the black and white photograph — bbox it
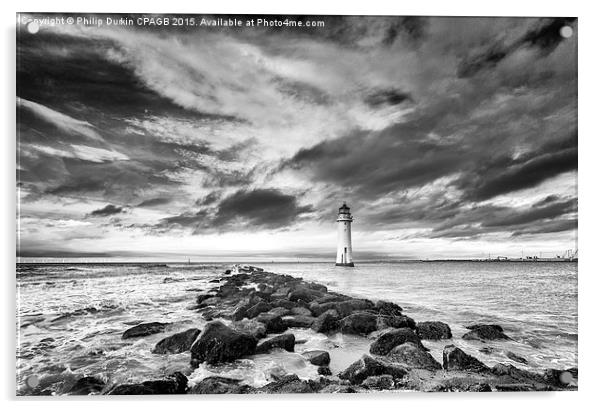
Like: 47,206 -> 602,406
15,12 -> 578,396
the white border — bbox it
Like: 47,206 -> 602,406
3,1 -> 600,408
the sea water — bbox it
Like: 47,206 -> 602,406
16,261 -> 577,395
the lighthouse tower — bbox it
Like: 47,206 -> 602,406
336,203 -> 354,267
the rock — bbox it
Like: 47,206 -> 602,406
375,300 -> 404,316
245,301 -> 271,319
190,321 -> 257,366
387,343 -> 442,370
260,374 -> 314,393
256,312 -> 287,333
376,314 -> 416,330
209,279 -> 220,283
339,312 -> 378,335
462,324 -> 510,341
319,384 -> 357,393
288,287 -> 323,303
479,347 -> 495,354
107,372 -> 188,395
190,377 -> 254,394
442,345 -> 489,372
255,333 -> 295,353
309,299 -> 374,318
543,368 -> 578,387
311,309 -> 340,333
282,315 -> 315,328
122,322 -> 169,339
339,354 -> 408,385
231,319 -> 267,340
224,269 -> 232,275
196,293 -> 213,304
318,366 -> 332,376
230,303 -> 249,321
495,383 -> 536,392
67,376 -> 106,395
269,287 -> 291,301
290,307 -> 312,316
271,299 -> 296,309
267,307 -> 290,317
506,351 -> 528,364
152,328 -> 200,354
415,321 -> 452,340
302,350 -> 330,366
369,328 -> 424,355
361,374 -> 395,390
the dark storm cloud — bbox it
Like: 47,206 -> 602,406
160,188 -> 313,232
481,197 -> 576,228
137,197 -> 172,207
457,17 -> 576,78
89,204 -> 124,217
511,218 -> 577,237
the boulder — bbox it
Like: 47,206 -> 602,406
267,307 -> 290,317
318,366 -> 332,376
369,328 -> 424,355
288,287 -> 323,303
122,322 -> 169,339
190,321 -> 257,366
271,299 -> 297,309
67,376 -> 106,395
260,374 -> 314,393
506,351 -> 528,364
543,368 -> 578,388
339,312 -> 378,335
152,328 -> 200,354
107,372 -> 188,395
442,345 -> 489,372
255,333 -> 295,353
375,300 -> 404,316
282,315 -> 315,328
269,287 -> 291,301
290,307 -> 312,316
302,350 -> 330,366
190,376 -> 254,394
387,343 -> 442,370
256,312 -> 287,333
361,374 -> 395,390
462,324 -> 510,341
415,321 -> 452,340
245,301 -> 271,319
311,309 -> 340,333
309,299 -> 374,318
231,319 -> 267,340
376,315 -> 416,330
339,355 -> 408,385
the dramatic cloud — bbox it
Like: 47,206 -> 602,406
16,14 -> 577,259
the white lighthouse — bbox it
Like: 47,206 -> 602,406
336,203 -> 354,267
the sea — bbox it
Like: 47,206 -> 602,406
16,261 -> 578,395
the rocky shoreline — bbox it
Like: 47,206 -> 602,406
64,266 -> 578,394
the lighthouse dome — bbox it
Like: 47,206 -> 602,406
338,203 -> 351,214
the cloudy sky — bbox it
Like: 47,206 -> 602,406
17,15 -> 577,261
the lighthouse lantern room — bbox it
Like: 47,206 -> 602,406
336,203 -> 354,267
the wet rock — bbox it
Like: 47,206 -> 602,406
311,309 -> 340,333
267,307 -> 290,317
190,376 -> 254,394
122,322 -> 169,339
67,376 -> 106,395
339,354 -> 408,385
282,315 -> 315,328
361,374 -> 395,390
319,384 -> 357,393
462,324 -> 510,341
152,328 -> 201,354
415,321 -> 452,340
302,350 -> 330,366
260,374 -> 314,393
495,383 -> 535,391
315,293 -> 351,304
269,287 -> 291,301
376,314 -> 416,330
224,269 -> 232,275
543,368 -> 578,388
387,343 -> 442,370
255,333 -> 295,353
107,372 -> 188,395
256,312 -> 287,333
340,312 -> 378,335
318,366 -> 332,376
375,300 -> 404,316
245,301 -> 271,319
369,328 -> 425,355
479,347 -> 495,355
290,306 -> 312,316
506,351 -> 528,364
190,321 -> 257,366
311,299 -> 375,318
288,287 -> 323,303
442,345 -> 489,372
231,319 -> 267,340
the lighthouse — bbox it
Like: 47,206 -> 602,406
336,203 -> 354,267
